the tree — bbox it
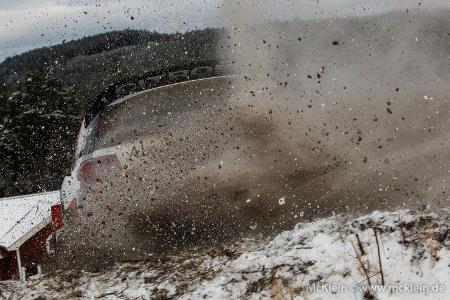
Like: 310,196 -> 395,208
0,69 -> 81,196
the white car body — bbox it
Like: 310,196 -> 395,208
60,75 -> 232,218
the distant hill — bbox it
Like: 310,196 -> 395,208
0,30 -> 206,80
0,28 -> 222,102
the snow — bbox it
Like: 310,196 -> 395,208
0,208 -> 448,299
0,191 -> 60,250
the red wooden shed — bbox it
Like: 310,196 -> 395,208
0,191 -> 63,281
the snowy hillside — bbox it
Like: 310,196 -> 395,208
1,208 -> 449,299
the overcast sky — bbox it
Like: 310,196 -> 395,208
0,0 -> 448,62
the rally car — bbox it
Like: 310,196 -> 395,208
61,61 -> 231,219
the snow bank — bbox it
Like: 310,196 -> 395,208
1,209 -> 448,299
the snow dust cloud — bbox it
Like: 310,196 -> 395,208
212,1 -> 450,229
59,1 -> 450,268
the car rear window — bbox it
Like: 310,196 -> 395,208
79,116 -> 98,157
92,77 -> 232,150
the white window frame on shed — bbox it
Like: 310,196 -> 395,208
45,233 -> 57,254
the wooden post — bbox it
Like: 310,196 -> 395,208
373,228 -> 385,286
16,248 -> 24,281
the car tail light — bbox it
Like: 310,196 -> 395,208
78,154 -> 121,184
67,198 -> 81,218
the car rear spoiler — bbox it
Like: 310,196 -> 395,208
85,60 -> 233,125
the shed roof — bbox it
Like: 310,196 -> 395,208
0,191 -> 60,251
